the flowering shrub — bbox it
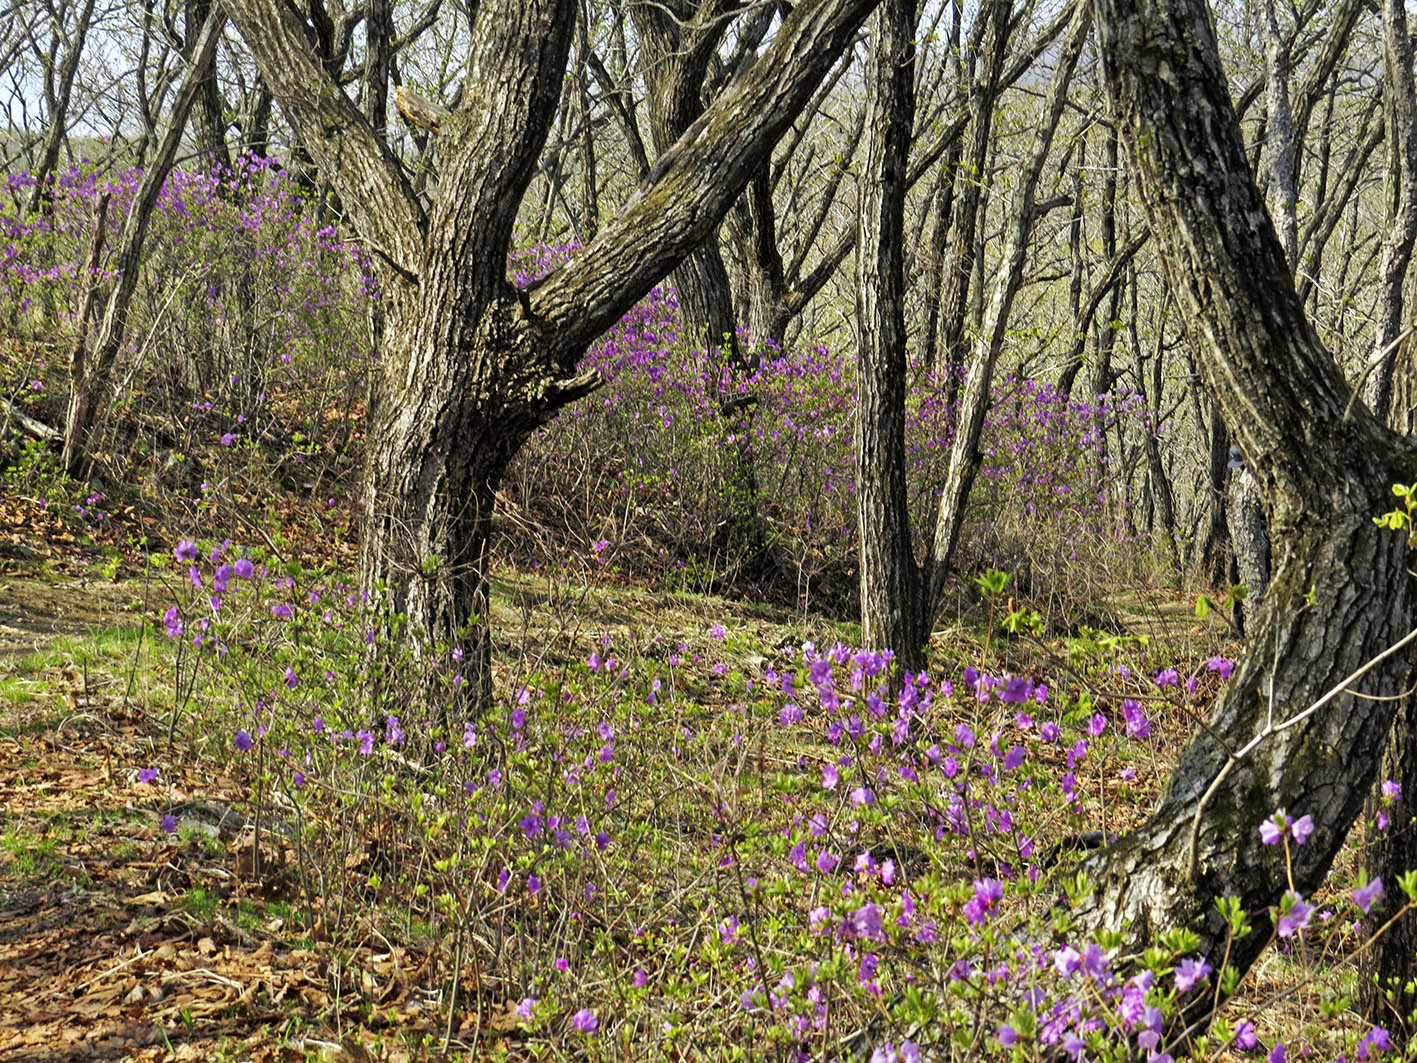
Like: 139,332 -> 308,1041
3,158 -> 375,535
138,538 -> 1411,1061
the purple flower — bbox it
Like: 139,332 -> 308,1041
822,762 -> 839,789
1277,890 -> 1313,937
234,729 -> 253,751
1261,809 -> 1311,846
1173,956 -> 1212,992
1207,655 -> 1236,678
174,540 -> 198,563
1268,1044 -> 1287,1063
572,1008 -> 598,1034
1353,878 -> 1386,914
163,607 -> 184,639
999,677 -> 1031,703
1053,945 -> 1083,976
1360,1026 -> 1392,1057
137,767 -> 159,784
1154,667 -> 1180,687
515,996 -> 536,1020
1382,780 -> 1402,805
632,968 -> 648,987
1122,699 -> 1151,739
233,558 -> 254,579
852,902 -> 885,941
1233,1021 -> 1258,1050
161,814 -> 177,834
284,667 -> 298,689
996,1024 -> 1018,1047
271,603 -> 293,619
1087,713 -> 1107,737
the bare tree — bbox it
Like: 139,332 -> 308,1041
220,0 -> 882,713
1071,0 -> 1417,1045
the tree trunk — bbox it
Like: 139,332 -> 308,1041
924,0 -> 1091,604
62,10 -> 226,479
1361,0 -> 1417,1039
1225,461 -> 1270,631
1075,0 -> 1417,1044
933,0 -> 1010,374
24,0 -> 98,217
226,0 -> 883,716
855,0 -> 925,672
1365,0 -> 1417,424
185,0 -> 230,169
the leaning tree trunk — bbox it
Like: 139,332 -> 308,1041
924,0 -> 1090,605
62,10 -> 225,479
1361,0 -> 1417,1038
1074,0 -> 1417,1045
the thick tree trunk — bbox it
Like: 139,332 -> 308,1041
1075,0 -> 1417,1043
227,0 -> 882,718
855,0 -> 925,672
1361,0 -> 1417,1038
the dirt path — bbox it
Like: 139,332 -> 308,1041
0,576 -> 421,1062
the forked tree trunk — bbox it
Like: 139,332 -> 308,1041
1075,0 -> 1417,1042
62,10 -> 225,478
226,0 -> 883,718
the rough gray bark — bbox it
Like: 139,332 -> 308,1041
1365,0 -> 1417,424
1225,458 -> 1269,631
855,0 -> 924,672
1074,0 -> 1417,1043
223,0 -> 883,713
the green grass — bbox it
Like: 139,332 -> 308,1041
178,887 -> 219,920
1,827 -> 61,879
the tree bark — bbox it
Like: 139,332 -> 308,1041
224,0 -> 883,714
855,0 -> 925,672
1074,0 -> 1417,1044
